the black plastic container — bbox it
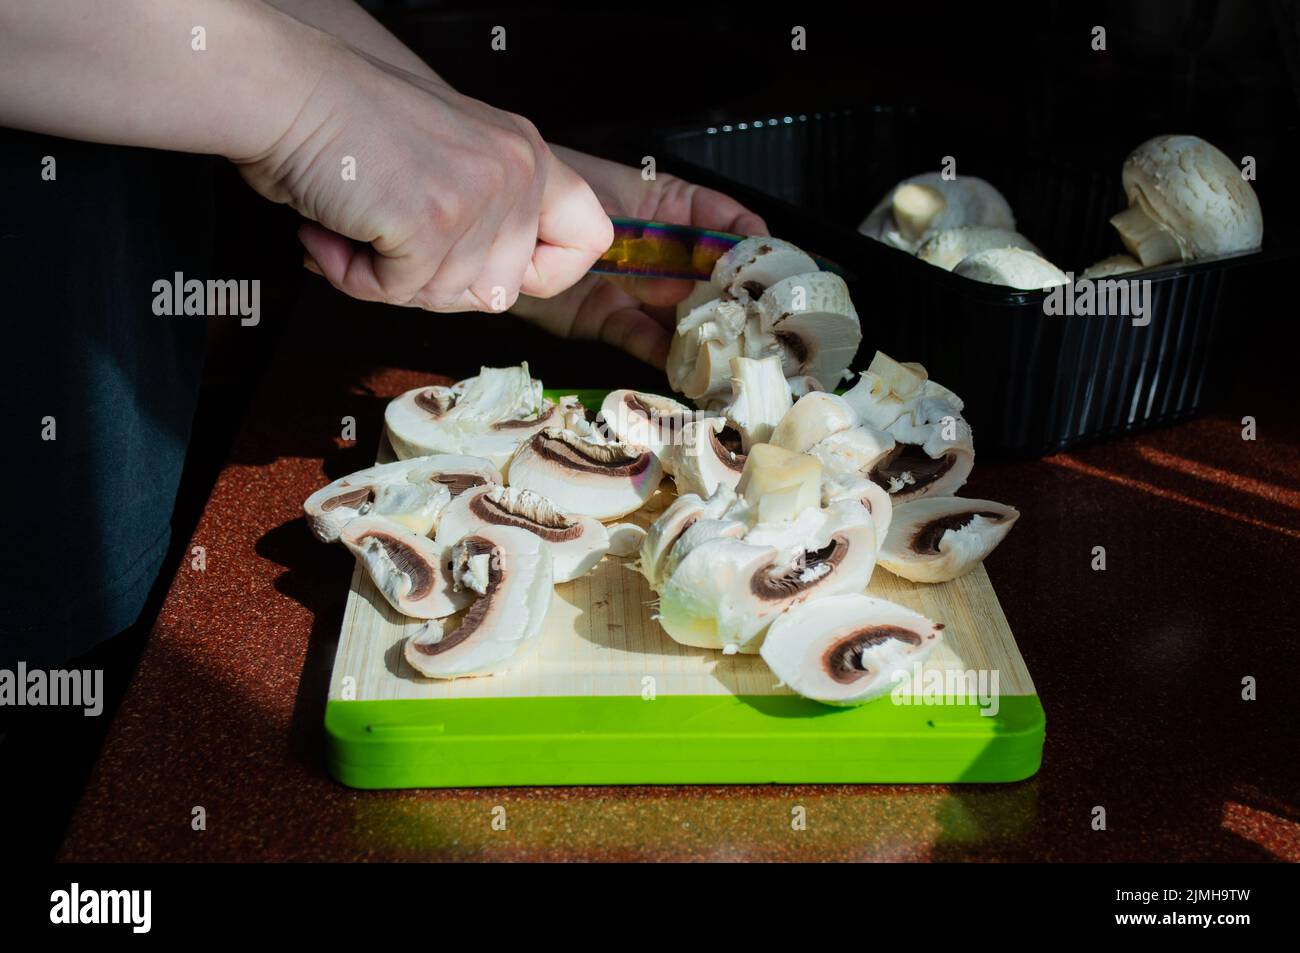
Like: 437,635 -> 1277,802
657,109 -> 1276,457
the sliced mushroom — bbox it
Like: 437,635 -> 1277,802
1110,134 -> 1262,267
636,485 -> 738,589
953,248 -> 1070,290
1081,254 -> 1143,279
403,525 -> 553,678
841,352 -> 963,432
385,364 -> 569,468
821,471 -> 893,545
657,501 -> 877,653
604,522 -> 646,558
734,443 -> 823,524
756,273 -> 862,390
303,454 -> 501,542
916,226 -> 1040,271
711,236 -> 819,302
878,496 -> 1019,583
871,403 -> 974,503
769,391 -> 859,455
598,389 -> 694,471
341,516 -> 472,619
434,484 -> 609,583
506,427 -> 663,521
668,321 -> 744,405
760,594 -> 943,705
806,425 -> 896,483
667,416 -> 745,498
860,173 -> 1016,253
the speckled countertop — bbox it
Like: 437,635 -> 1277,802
58,300 -> 1300,862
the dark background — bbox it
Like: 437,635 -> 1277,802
8,0 -> 1299,861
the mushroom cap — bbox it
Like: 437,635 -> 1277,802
636,484 -> 737,588
341,516 -> 471,619
756,272 -> 862,390
1080,254 -> 1143,279
303,454 -> 501,542
860,173 -> 1015,252
1121,134 -> 1263,260
953,248 -> 1070,290
821,473 -> 893,545
506,428 -> 664,521
434,484 -> 609,583
878,496 -> 1019,583
807,425 -> 896,481
403,525 -> 553,678
760,593 -> 943,705
770,391 -> 860,455
916,226 -> 1040,271
598,389 -> 694,466
712,236 -> 818,301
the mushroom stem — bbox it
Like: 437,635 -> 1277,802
892,184 -> 947,242
1109,203 -> 1182,267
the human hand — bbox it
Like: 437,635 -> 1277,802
236,47 -> 612,313
509,147 -> 769,368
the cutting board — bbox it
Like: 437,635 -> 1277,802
325,391 -> 1044,789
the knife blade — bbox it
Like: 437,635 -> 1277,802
591,216 -> 847,281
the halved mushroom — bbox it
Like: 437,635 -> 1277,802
821,472 -> 893,546
916,226 -> 1040,271
385,364 -> 573,468
760,594 -> 943,705
403,525 -> 553,678
666,416 -> 745,498
341,516 -> 471,619
303,454 -> 502,542
1109,134 -> 1263,267
860,173 -> 1016,253
769,391 -> 859,455
871,402 -> 974,503
756,273 -> 862,390
657,500 -> 878,653
878,496 -> 1019,583
953,248 -> 1070,290
711,236 -> 818,302
434,484 -> 609,583
506,427 -> 663,521
598,389 -> 694,470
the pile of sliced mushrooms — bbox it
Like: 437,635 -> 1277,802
304,236 -> 1021,705
860,134 -> 1263,287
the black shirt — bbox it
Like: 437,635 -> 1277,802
1,130 -> 214,668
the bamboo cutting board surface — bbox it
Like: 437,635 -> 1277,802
326,448 -> 1034,704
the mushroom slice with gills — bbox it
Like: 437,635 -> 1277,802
384,364 -> 564,468
1081,254 -> 1143,280
657,502 -> 877,653
822,472 -> 893,545
769,391 -> 860,455
1110,135 -> 1263,267
303,454 -> 501,542
806,424 -> 896,483
756,273 -> 862,390
637,485 -> 737,588
720,355 -> 793,451
916,226 -> 1040,271
840,351 -> 964,433
403,525 -> 553,678
760,594 -> 943,706
953,248 -> 1070,290
667,416 -> 746,499
506,427 -> 663,521
859,173 -> 1016,252
710,236 -> 818,303
434,484 -> 609,584
871,398 -> 974,503
340,516 -> 471,619
598,390 -> 694,470
879,496 -> 1019,583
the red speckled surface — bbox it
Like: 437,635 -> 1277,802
57,306 -> 1300,862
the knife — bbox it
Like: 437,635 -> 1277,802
591,216 -> 848,281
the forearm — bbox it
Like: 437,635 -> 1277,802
265,0 -> 446,85
0,0 -> 330,160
